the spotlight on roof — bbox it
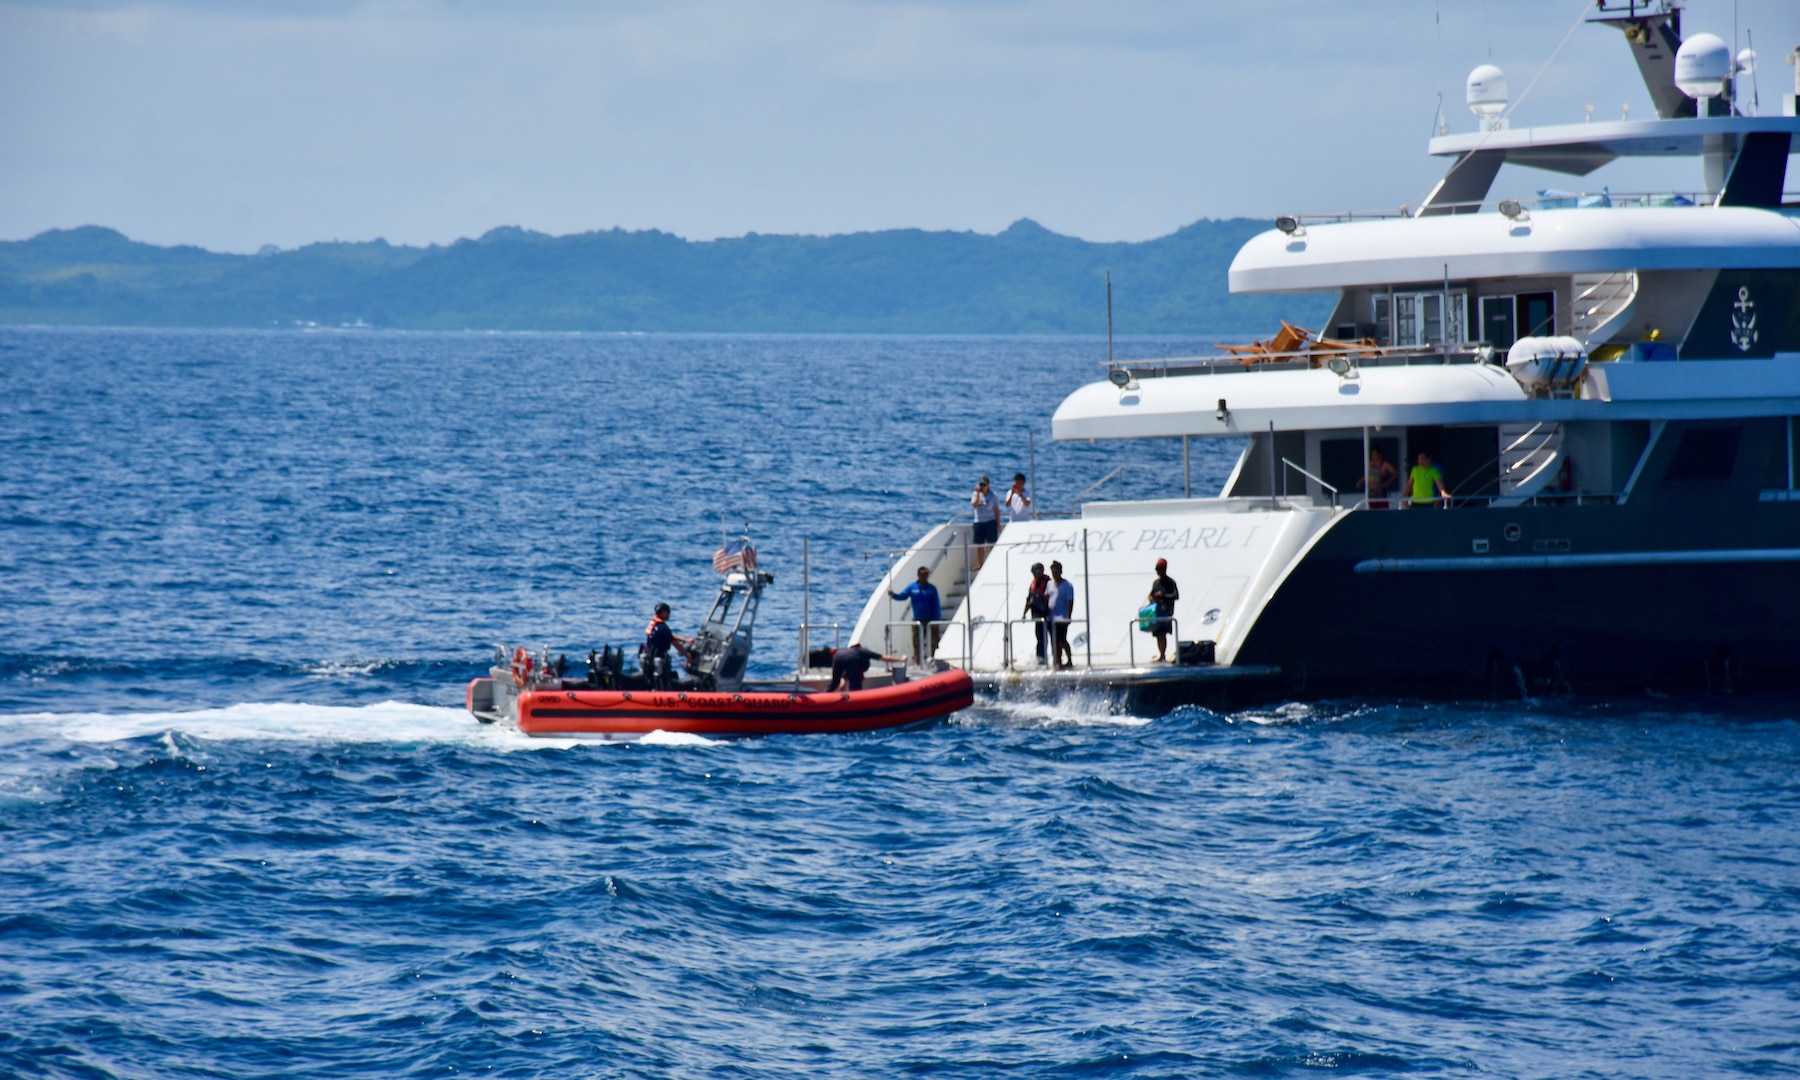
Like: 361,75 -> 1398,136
1108,368 -> 1132,388
1498,199 -> 1529,221
1275,215 -> 1302,235
1326,356 -> 1354,376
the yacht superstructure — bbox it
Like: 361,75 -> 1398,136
852,1 -> 1800,704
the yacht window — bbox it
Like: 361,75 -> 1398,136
1373,291 -> 1467,347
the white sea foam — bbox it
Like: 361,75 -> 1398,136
0,701 -> 584,751
979,693 -> 1153,729
0,701 -> 755,751
1225,701 -> 1317,726
638,730 -> 722,747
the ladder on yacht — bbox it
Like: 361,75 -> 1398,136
1570,271 -> 1637,345
1498,421 -> 1563,498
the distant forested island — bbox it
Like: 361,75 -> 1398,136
0,219 -> 1329,334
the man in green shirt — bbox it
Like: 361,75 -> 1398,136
1409,451 -> 1451,508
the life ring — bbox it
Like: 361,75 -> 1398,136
512,646 -> 534,686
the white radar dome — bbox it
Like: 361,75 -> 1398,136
1674,33 -> 1731,99
1466,64 -> 1508,115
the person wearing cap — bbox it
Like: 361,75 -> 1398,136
970,476 -> 1000,570
1021,561 -> 1052,666
1146,558 -> 1179,662
644,602 -> 693,661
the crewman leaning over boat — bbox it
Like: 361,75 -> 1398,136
828,643 -> 905,692
643,602 -> 693,687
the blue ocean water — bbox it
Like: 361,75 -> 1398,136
2,328 -> 1798,1078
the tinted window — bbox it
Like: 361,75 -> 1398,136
1662,426 -> 1742,483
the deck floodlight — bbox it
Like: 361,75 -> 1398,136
1108,367 -> 1132,388
1216,398 -> 1229,422
1275,215 -> 1301,235
1326,356 -> 1353,376
1498,199 -> 1529,221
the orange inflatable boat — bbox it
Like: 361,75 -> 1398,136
481,669 -> 975,740
465,546 -> 976,740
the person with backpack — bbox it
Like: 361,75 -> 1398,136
1145,558 -> 1179,663
1022,562 -> 1052,666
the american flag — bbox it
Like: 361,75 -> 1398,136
712,539 -> 756,573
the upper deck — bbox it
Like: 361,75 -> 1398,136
1228,202 -> 1800,294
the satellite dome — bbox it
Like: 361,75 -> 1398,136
1674,33 -> 1731,99
1466,64 -> 1508,116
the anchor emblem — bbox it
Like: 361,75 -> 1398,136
1729,285 -> 1758,352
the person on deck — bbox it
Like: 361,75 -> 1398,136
1146,558 -> 1179,663
828,643 -> 905,692
1357,448 -> 1399,509
1004,473 -> 1034,524
889,566 -> 942,665
1408,451 -> 1451,508
970,476 -> 1001,570
1022,562 -> 1051,666
1050,560 -> 1076,670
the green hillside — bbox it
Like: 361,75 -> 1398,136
0,219 -> 1332,334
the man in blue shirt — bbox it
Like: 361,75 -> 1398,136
889,566 -> 942,665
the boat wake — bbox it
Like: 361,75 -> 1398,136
0,700 -> 578,750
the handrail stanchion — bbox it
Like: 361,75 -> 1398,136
1282,458 -> 1340,507
1081,528 -> 1093,669
1362,426 -> 1371,510
1058,619 -> 1088,670
799,536 -> 810,677
1007,619 -> 1052,667
1128,616 -> 1179,667
962,524 -> 974,663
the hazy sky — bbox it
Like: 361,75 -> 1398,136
2,0 -> 1795,252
